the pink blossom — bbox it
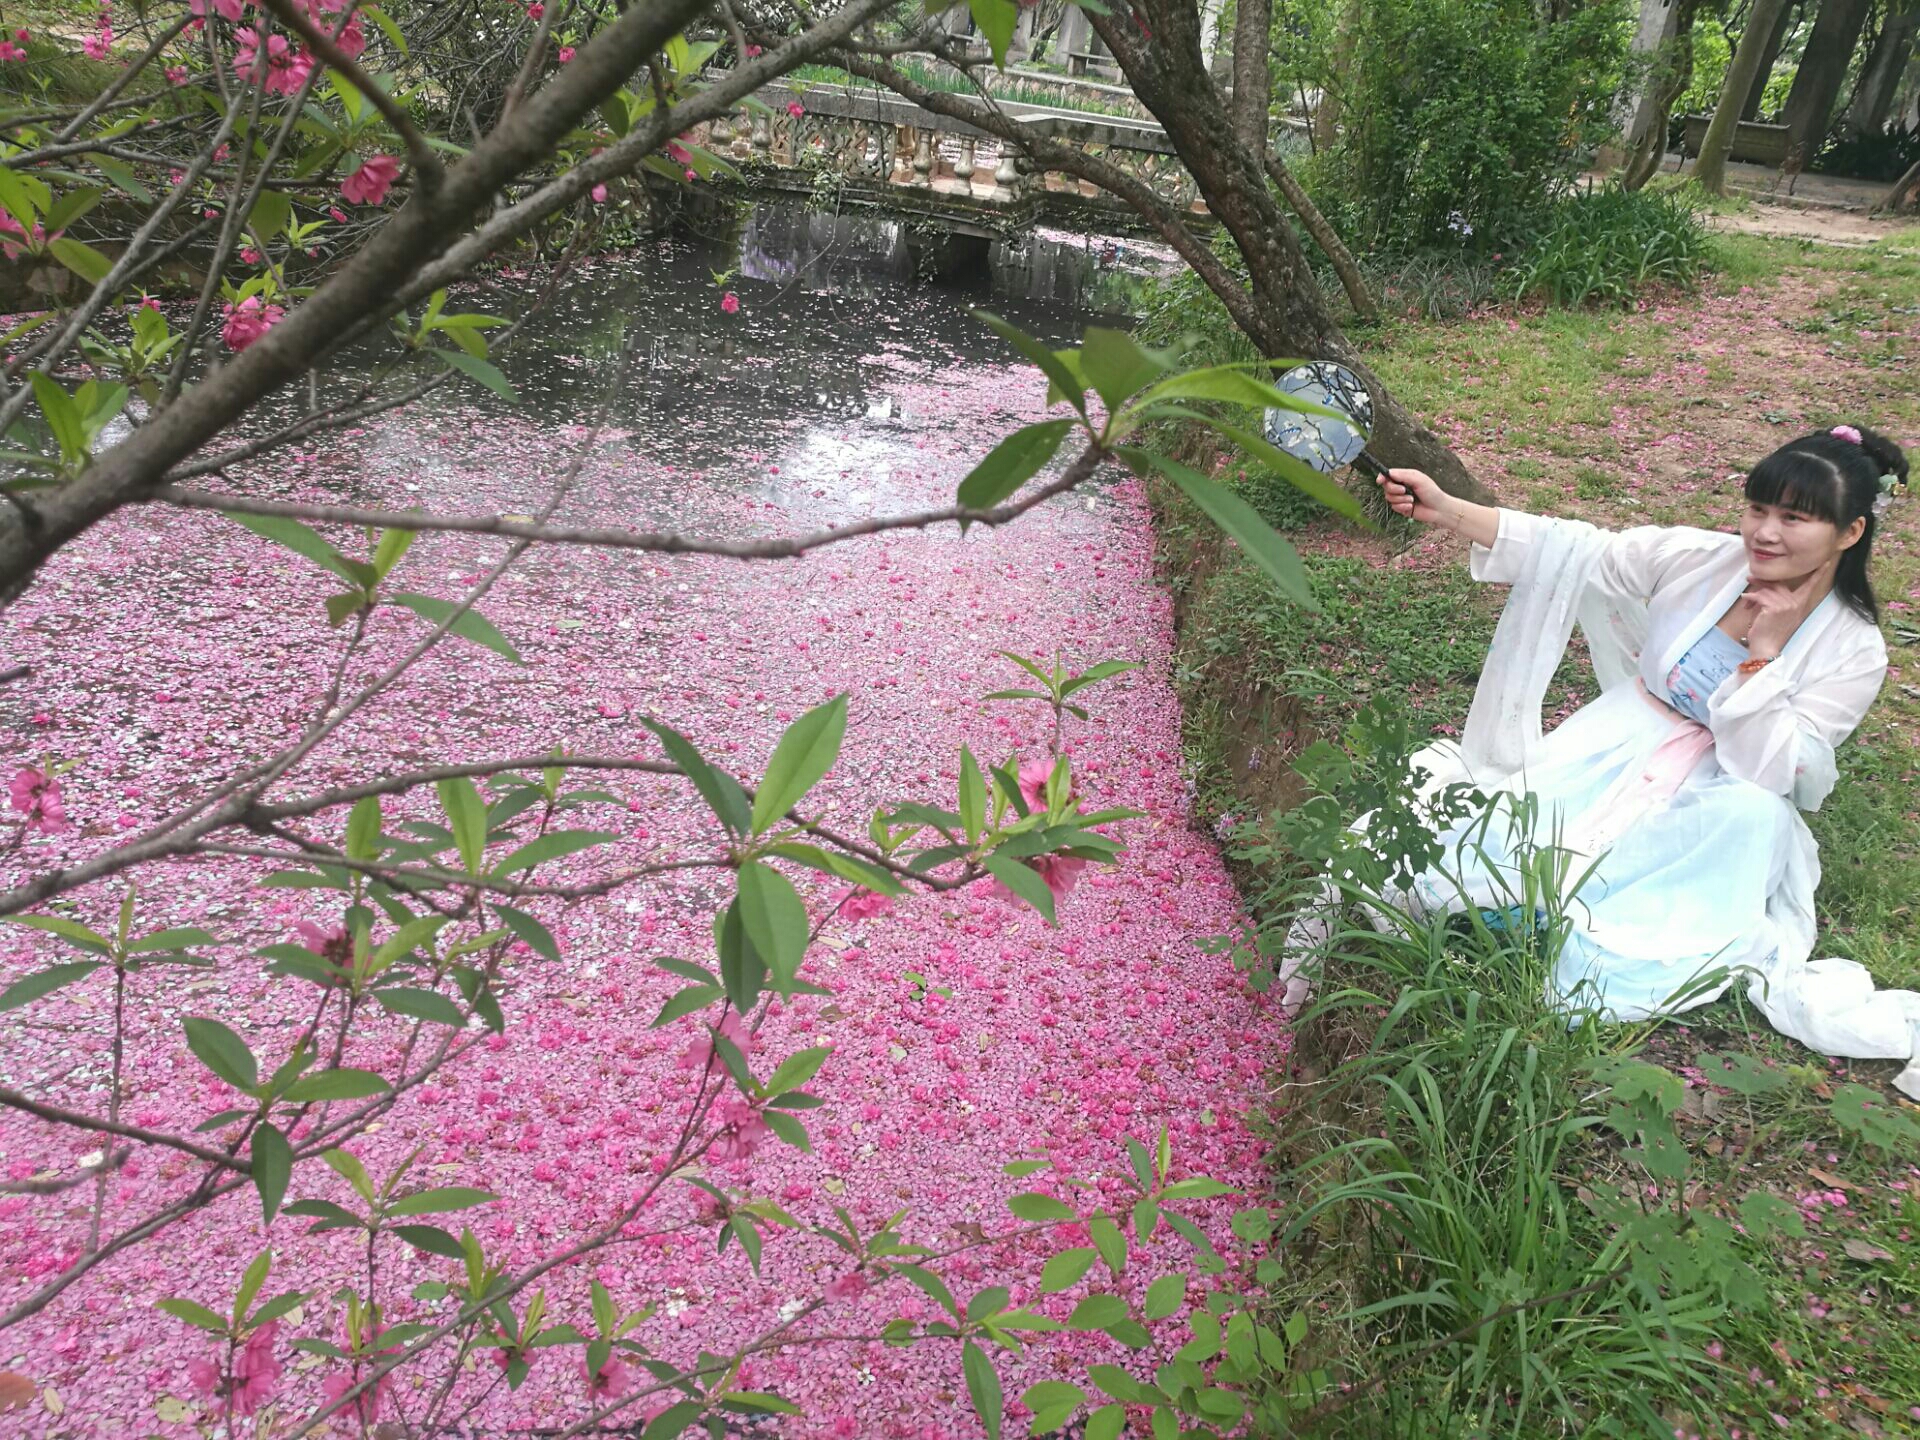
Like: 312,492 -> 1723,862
745,43 -> 762,57
9,767 -> 68,833
330,12 -> 365,59
584,1356 -> 632,1399
787,101 -> 804,118
165,64 -> 188,83
0,38 -> 24,60
837,886 -> 892,921
527,1 -> 544,17
219,295 -> 284,351
667,141 -> 692,166
139,294 -> 161,310
239,246 -> 261,265
720,291 -> 740,315
591,183 -> 608,204
1017,756 -> 1060,812
0,210 -> 50,261
341,153 -> 400,206
825,1271 -> 869,1302
190,0 -> 248,20
557,44 -> 574,62
328,205 -> 349,223
991,854 -> 1087,906
232,28 -> 310,95
292,919 -> 353,980
83,28 -> 114,60
229,1323 -> 283,1413
681,1012 -> 751,1070
710,1098 -> 769,1162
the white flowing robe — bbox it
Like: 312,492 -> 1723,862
1283,510 -> 1920,1098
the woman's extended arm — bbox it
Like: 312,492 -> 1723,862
1378,469 -> 1501,548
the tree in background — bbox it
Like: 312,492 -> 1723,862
1693,0 -> 1795,189
1779,0 -> 1875,157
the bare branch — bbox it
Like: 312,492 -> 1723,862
0,1087 -> 252,1173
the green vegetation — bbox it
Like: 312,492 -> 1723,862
1150,228 -> 1920,1436
785,59 -> 1141,118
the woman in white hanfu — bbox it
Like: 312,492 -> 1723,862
1302,424 -> 1919,1096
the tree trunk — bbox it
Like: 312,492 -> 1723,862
1739,0 -> 1800,119
1872,156 -> 1920,211
1694,0 -> 1794,193
1087,0 -> 1488,502
1847,7 -> 1918,132
1265,152 -> 1379,321
1624,0 -> 1701,189
1311,0 -> 1361,149
1781,0 -> 1875,158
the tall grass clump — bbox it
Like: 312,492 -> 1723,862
1501,186 -> 1710,307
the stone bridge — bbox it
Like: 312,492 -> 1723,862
697,81 -> 1288,237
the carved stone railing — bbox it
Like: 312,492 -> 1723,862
696,81 -> 1208,229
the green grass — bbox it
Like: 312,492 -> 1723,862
1146,224 -> 1920,1437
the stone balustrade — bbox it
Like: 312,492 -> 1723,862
697,81 -> 1210,230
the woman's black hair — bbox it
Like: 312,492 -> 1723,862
1743,424 -> 1908,623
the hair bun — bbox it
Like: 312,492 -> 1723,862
1854,425 -> 1910,486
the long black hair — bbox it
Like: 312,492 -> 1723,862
1743,424 -> 1908,624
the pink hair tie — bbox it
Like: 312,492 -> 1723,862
1830,424 -> 1863,445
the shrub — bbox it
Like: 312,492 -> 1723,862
1305,0 -> 1634,252
1501,185 -> 1708,307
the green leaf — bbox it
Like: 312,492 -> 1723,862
321,1148 -> 375,1203
49,236 -> 115,285
643,1400 -> 704,1439
184,1016 -> 259,1092
956,419 -> 1074,510
643,718 -> 751,836
760,1108 -> 811,1152
1737,1190 -> 1806,1241
387,1186 -> 496,1218
715,902 -> 765,1014
247,189 -> 291,246
370,527 -> 415,581
226,511 -> 367,586
1121,448 -> 1314,608
974,311 -> 1086,418
1167,406 -> 1368,523
393,1223 -> 466,1258
750,695 -> 848,834
653,983 -> 723,1028
388,592 -> 524,665
284,1198 -> 363,1229
344,796 -> 382,863
494,904 -> 560,961
127,926 -> 219,954
44,185 -> 104,234
27,372 -> 84,463
765,842 -> 906,897
1091,1215 -> 1126,1275
158,1297 -> 230,1334
736,861 -> 809,984
88,153 -> 152,203
359,7 -> 408,55
233,1251 -> 272,1325
1157,1177 -> 1237,1200
891,1262 -> 958,1316
435,347 -> 518,402
1068,1295 -> 1129,1329
491,829 -> 615,878
1079,326 -> 1171,411
0,960 -> 102,1011
1084,1404 -> 1126,1440
282,1068 -> 391,1102
967,0 -> 1017,66
982,852 -> 1056,926
1022,1381 -> 1087,1434
1142,1273 -> 1186,1320
4,914 -> 113,954
251,1123 -> 293,1224
962,1339 -> 1004,1440
1008,1193 -> 1078,1223
1040,1248 -> 1097,1293
957,747 -> 988,843
757,1047 -> 828,1100
435,776 -> 487,873
373,987 -> 467,1027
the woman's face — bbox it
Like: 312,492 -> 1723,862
1741,499 -> 1862,584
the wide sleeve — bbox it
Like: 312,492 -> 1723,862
1707,628 -> 1888,803
1470,512 -> 1724,595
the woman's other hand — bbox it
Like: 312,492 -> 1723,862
1380,468 -> 1455,527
